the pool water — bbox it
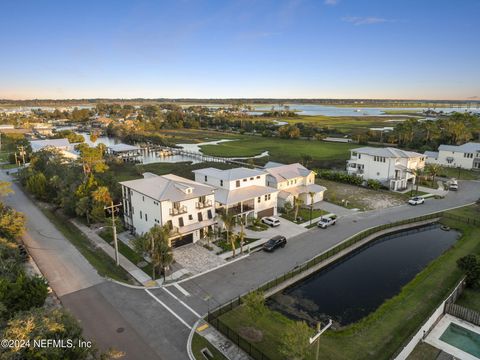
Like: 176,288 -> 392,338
440,322 -> 480,357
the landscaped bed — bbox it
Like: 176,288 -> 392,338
216,205 -> 480,360
281,207 -> 328,224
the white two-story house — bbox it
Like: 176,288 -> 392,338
263,162 -> 326,208
425,142 -> 480,170
193,167 -> 278,219
347,147 -> 426,191
120,173 -> 216,247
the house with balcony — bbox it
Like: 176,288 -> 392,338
193,167 -> 278,219
120,173 -> 216,247
425,142 -> 480,170
347,147 -> 426,191
29,138 -> 79,160
263,162 -> 326,208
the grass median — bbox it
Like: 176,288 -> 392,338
40,208 -> 133,283
218,205 -> 480,360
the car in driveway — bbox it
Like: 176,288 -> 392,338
262,216 -> 280,227
408,196 -> 425,205
448,178 -> 459,191
317,215 -> 337,229
262,235 -> 287,252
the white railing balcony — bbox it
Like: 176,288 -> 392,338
196,200 -> 213,209
169,205 -> 188,216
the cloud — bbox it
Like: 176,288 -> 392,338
342,16 -> 393,25
467,95 -> 479,99
324,0 -> 339,5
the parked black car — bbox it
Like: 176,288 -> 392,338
262,235 -> 287,252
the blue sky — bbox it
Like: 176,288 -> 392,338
1,0 -> 479,100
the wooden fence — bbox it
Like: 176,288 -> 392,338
445,303 -> 480,327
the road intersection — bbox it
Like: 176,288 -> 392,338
2,166 -> 479,360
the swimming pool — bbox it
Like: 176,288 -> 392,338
440,322 -> 480,357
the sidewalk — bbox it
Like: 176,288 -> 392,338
70,219 -> 152,286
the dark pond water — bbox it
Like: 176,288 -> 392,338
267,224 -> 459,326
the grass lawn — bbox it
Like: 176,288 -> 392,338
218,205 -> 480,360
283,115 -> 407,131
40,208 -> 133,283
99,229 -> 157,279
317,179 -> 408,211
215,237 -> 259,254
406,342 -> 441,360
162,128 -> 243,144
192,333 -> 228,360
438,166 -> 480,181
456,288 -> 480,313
281,207 -> 328,224
105,161 -> 237,183
199,136 -> 356,166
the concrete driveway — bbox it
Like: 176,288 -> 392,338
242,216 -> 307,240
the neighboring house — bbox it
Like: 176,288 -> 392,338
120,173 -> 216,247
263,162 -> 326,208
193,167 -> 278,219
347,147 -> 426,191
29,138 -> 79,160
425,142 -> 480,170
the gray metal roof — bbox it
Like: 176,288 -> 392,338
120,174 -> 214,202
214,185 -> 277,205
108,143 -> 141,153
193,167 -> 266,181
352,147 -> 424,158
264,163 -> 312,182
424,151 -> 439,158
438,142 -> 480,153
30,138 -> 71,152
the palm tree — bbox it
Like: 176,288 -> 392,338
408,168 -> 423,195
426,163 -> 441,188
238,216 -> 247,254
293,197 -> 304,223
220,211 -> 236,257
308,191 -> 316,226
133,225 -> 173,280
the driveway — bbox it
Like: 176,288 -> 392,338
243,217 -> 306,240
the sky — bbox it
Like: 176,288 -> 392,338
0,0 -> 479,100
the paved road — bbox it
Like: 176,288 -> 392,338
3,166 -> 479,360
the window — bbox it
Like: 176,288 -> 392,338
220,180 -> 223,186
243,178 -> 247,182
358,154 -> 361,159
173,202 -> 181,210
236,180 -> 240,187
258,196 -> 261,203
139,211 -> 143,219
264,194 -> 268,201
204,175 -> 208,182
256,176 -> 260,179
198,212 -> 203,222
207,210 -> 213,219
167,220 -> 173,230
155,219 -> 159,223
250,177 -> 254,180
142,196 -> 144,202
145,214 -> 148,222
189,214 -> 193,220
178,217 -> 184,227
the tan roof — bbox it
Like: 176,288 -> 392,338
120,174 -> 214,202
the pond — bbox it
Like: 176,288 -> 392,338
267,224 -> 460,326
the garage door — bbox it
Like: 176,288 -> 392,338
257,207 -> 274,218
171,233 -> 194,248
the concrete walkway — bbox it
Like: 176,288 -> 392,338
70,219 -> 152,285
196,321 -> 250,360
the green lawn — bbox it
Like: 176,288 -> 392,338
218,205 -> 480,360
406,342 -> 441,360
199,137 -> 356,166
157,128 -> 243,144
456,288 -> 480,313
280,207 -> 328,224
192,333 -> 228,360
215,236 -> 259,254
284,115 -> 407,131
438,166 -> 480,180
41,208 -> 134,283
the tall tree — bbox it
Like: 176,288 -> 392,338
280,321 -> 313,360
220,211 -> 236,257
133,225 -> 174,280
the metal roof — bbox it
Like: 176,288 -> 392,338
438,142 -> 480,153
264,163 -> 312,182
193,167 -> 266,181
352,147 -> 424,158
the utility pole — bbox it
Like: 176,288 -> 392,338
315,322 -> 321,360
104,201 -> 122,266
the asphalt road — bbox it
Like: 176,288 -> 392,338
3,166 -> 479,360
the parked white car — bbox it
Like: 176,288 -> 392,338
262,216 -> 280,227
408,196 -> 425,205
317,215 -> 337,229
448,178 -> 459,191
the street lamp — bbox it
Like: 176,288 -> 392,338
309,319 -> 333,360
